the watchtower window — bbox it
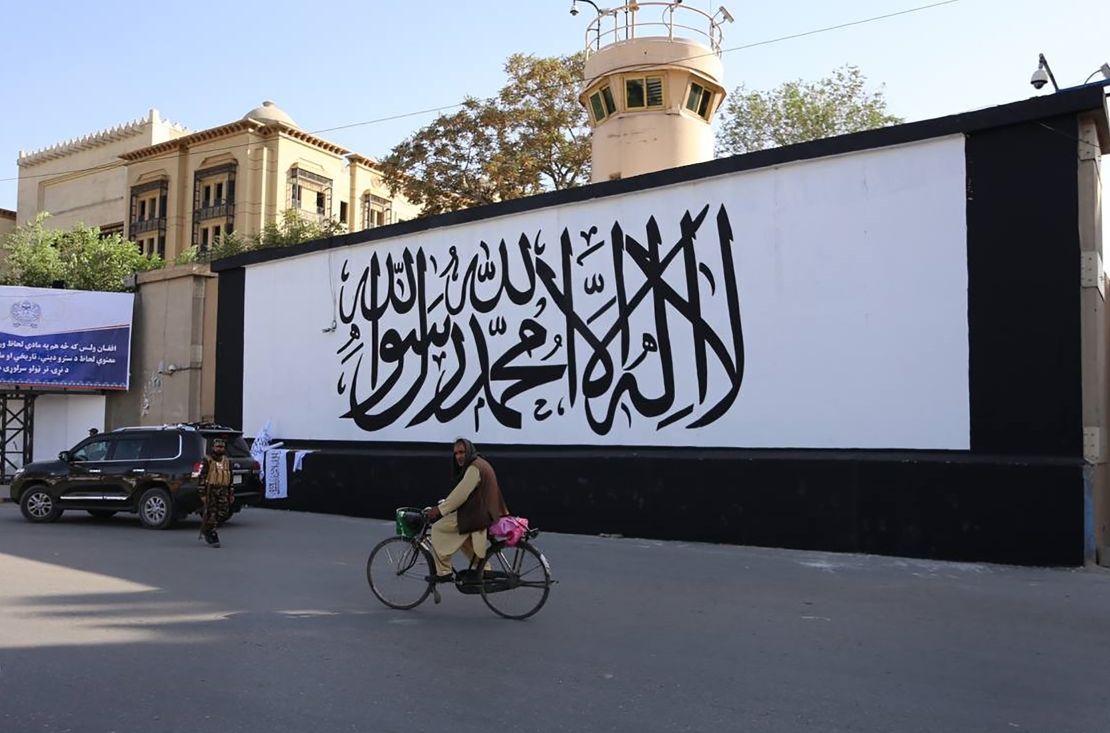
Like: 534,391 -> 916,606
588,85 -> 617,123
686,82 -> 714,119
626,76 -> 664,110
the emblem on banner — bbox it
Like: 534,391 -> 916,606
10,300 -> 42,329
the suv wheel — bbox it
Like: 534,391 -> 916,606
138,487 -> 175,530
20,486 -> 62,523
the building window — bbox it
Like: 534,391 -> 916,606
339,201 -> 348,223
99,223 -> 125,240
128,179 -> 169,242
626,76 -> 664,110
685,82 -> 714,119
287,167 -> 332,222
134,235 -> 163,259
192,162 -> 237,248
361,192 -> 392,230
588,85 -> 617,124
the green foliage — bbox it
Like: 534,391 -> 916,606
716,66 -> 903,156
174,246 -> 199,265
255,209 -> 346,249
381,53 -> 590,216
2,214 -> 65,287
180,211 -> 345,265
2,213 -> 161,292
3,210 -> 347,286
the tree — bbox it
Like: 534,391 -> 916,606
175,210 -> 347,264
716,65 -> 903,156
255,209 -> 346,248
2,213 -> 162,291
381,53 -> 591,216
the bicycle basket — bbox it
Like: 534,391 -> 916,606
394,507 -> 425,538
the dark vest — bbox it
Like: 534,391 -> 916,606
456,457 -> 509,534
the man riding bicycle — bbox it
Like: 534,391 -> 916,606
423,438 -> 509,582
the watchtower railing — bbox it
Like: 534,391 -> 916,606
583,2 -> 729,58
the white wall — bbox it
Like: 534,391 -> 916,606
242,135 -> 969,450
32,394 -> 106,462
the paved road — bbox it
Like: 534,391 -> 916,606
0,503 -> 1108,733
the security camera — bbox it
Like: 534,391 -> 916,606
570,1 -> 579,15
1030,67 -> 1049,90
719,6 -> 735,23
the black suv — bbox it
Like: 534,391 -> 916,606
9,423 -> 263,529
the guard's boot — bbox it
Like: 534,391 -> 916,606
204,529 -> 221,548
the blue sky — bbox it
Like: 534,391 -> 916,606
1,0 -> 1106,211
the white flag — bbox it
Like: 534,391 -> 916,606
250,420 -> 273,467
265,448 -> 289,499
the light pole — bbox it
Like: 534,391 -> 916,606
1083,63 -> 1110,85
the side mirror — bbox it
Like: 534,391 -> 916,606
59,451 -> 72,463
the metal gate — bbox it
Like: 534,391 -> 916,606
1,392 -> 35,483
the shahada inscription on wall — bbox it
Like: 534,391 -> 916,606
242,136 -> 971,449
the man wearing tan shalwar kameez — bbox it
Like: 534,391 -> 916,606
423,439 -> 509,580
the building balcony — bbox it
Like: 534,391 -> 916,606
194,201 -> 235,221
289,204 -> 329,223
130,217 -> 166,235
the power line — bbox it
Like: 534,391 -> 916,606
583,0 -> 962,87
1,102 -> 468,183
2,0 -> 962,186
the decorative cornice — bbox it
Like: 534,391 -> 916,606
274,123 -> 350,156
118,119 -> 351,164
0,208 -> 16,220
119,119 -> 264,162
17,110 -> 189,167
347,153 -> 381,169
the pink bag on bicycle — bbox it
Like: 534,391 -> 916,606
488,516 -> 529,546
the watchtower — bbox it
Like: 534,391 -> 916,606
575,1 -> 733,182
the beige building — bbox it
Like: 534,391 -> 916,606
15,110 -> 190,233
9,101 -> 419,431
15,101 -> 418,260
0,208 -> 15,241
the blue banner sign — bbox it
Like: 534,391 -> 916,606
0,287 -> 134,390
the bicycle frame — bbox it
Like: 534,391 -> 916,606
378,513 -> 553,613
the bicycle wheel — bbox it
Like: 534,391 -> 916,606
366,537 -> 434,610
480,541 -> 551,620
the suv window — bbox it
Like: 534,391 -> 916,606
203,433 -> 251,458
145,432 -> 182,460
111,438 -> 145,461
73,438 -> 111,462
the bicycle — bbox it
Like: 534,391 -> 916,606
366,508 -> 553,620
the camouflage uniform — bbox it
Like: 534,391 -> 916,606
198,449 -> 233,544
